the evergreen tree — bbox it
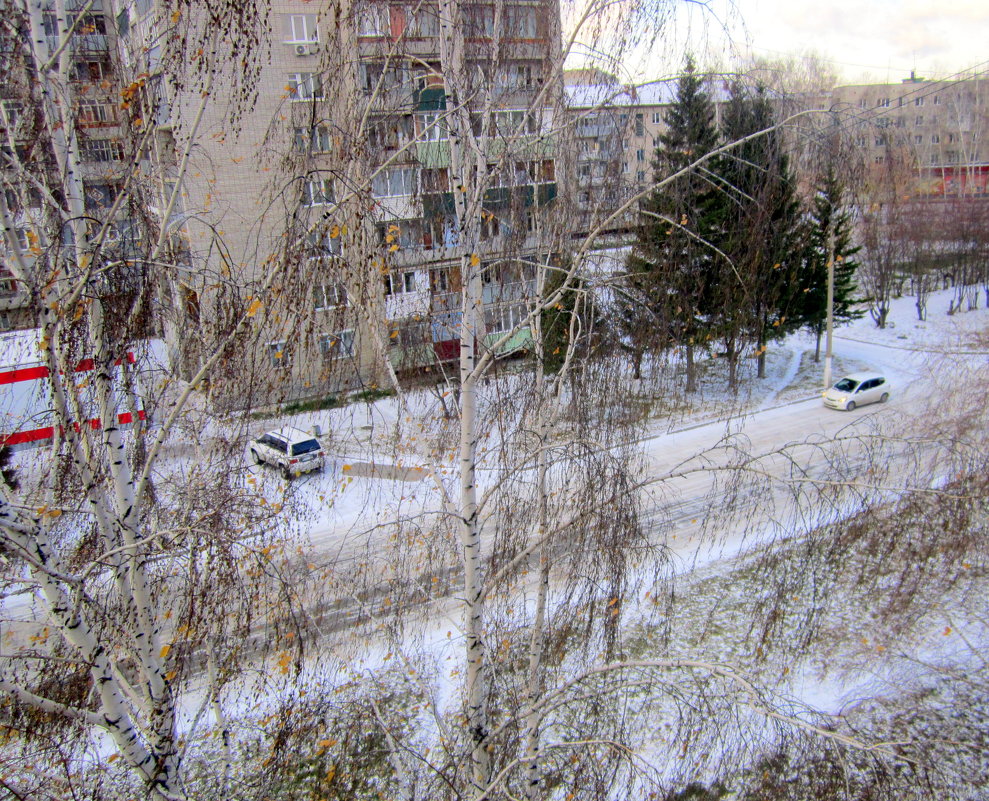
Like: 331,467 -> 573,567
715,81 -> 806,385
798,167 -> 863,360
622,56 -> 725,390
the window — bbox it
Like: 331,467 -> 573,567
855,135 -> 866,146
314,282 -> 347,310
378,220 -> 421,250
78,99 -> 115,125
652,112 -> 662,124
420,112 -> 447,140
506,5 -> 538,38
634,113 -> 644,137
302,177 -> 334,206
406,5 -> 439,37
82,139 -> 123,162
859,98 -> 867,108
874,137 -> 884,146
372,167 -> 415,197
268,341 -> 290,369
636,170 -> 646,182
383,270 -> 418,295
357,5 -> 388,36
914,135 -> 923,144
295,125 -> 332,152
877,97 -> 890,107
484,303 -> 527,334
0,312 -> 10,331
915,116 -> 923,126
1,100 -> 22,127
287,14 -> 318,42
0,270 -> 18,298
931,134 -> 940,144
501,63 -> 535,91
73,59 -> 109,82
933,95 -> 940,105
287,73 -> 324,100
915,96 -> 924,106
307,229 -> 343,257
948,133 -> 956,144
430,268 -> 449,293
635,149 -> 645,162
874,155 -> 884,164
320,329 -> 355,359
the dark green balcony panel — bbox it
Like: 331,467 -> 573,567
422,191 -> 455,217
537,182 -> 557,205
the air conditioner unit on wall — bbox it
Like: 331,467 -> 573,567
294,43 -> 317,56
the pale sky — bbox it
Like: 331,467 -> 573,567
603,0 -> 989,86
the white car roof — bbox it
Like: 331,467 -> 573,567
269,426 -> 319,443
841,372 -> 884,382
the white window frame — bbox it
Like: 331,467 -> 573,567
420,112 -> 448,141
287,72 -> 324,100
302,177 -> 334,206
320,329 -> 355,360
372,167 -> 416,197
652,112 -> 661,125
268,341 -> 290,369
357,5 -> 389,36
383,270 -> 417,295
314,282 -> 347,310
288,14 -> 318,42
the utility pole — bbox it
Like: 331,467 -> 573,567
823,226 -> 835,389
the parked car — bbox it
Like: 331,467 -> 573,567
250,427 -> 325,478
822,373 -> 890,411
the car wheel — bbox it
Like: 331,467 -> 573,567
251,449 -> 262,465
282,466 -> 292,480
880,392 -> 889,403
846,401 -> 856,411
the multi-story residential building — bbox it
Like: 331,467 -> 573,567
830,73 -> 989,196
1,0 -> 131,333
111,0 -> 563,406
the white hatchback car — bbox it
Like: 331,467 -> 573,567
823,373 -> 890,411
250,427 -> 326,478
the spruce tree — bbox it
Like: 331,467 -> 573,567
716,81 -> 806,385
623,56 -> 724,391
798,167 -> 863,360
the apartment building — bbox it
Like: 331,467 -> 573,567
1,0 -> 130,332
109,0 -> 563,406
831,74 -> 989,196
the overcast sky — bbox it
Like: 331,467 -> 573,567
610,0 -> 989,86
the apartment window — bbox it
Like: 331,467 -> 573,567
430,268 -> 449,293
855,135 -> 866,146
406,5 -> 439,37
506,5 -> 538,38
874,137 -> 884,147
295,125 -> 332,152
501,63 -> 535,91
931,134 -> 940,144
302,177 -> 334,206
378,220 -> 421,250
420,112 -> 447,140
1,100 -> 22,127
307,229 -> 343,257
466,6 -> 495,36
287,14 -> 318,42
82,139 -> 123,162
479,213 -> 500,240
915,116 -> 923,126
357,5 -> 388,36
78,99 -> 115,125
877,97 -> 890,107
915,96 -> 924,106
634,113 -> 644,137
874,155 -> 884,164
268,341 -> 290,369
372,167 -> 415,197
0,270 -> 18,298
859,98 -> 867,108
933,95 -> 940,105
948,133 -> 956,144
652,112 -> 662,124
0,312 -> 10,331
484,303 -> 526,334
914,135 -> 923,144
383,270 -> 417,295
319,330 -> 355,360
314,282 -> 347,309
287,72 -> 324,100
73,59 -> 109,82
635,149 -> 645,162
636,170 -> 646,182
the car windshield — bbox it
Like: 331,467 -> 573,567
291,439 -> 321,456
833,378 -> 858,392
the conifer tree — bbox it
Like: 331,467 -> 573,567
622,57 -> 724,391
799,167 -> 863,360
